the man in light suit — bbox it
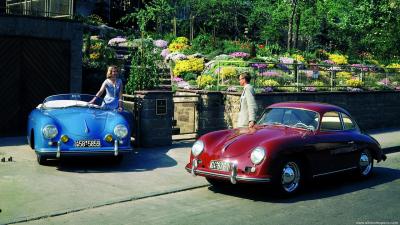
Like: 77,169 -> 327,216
237,72 -> 257,128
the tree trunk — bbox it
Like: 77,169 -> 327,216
294,12 -> 301,49
287,0 -> 298,52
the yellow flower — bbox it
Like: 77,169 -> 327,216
173,58 -> 204,76
89,53 -> 100,60
292,54 -> 305,62
386,63 -> 400,69
346,79 -> 363,87
196,74 -> 214,88
218,67 -> 237,79
168,42 -> 189,52
336,72 -> 352,80
263,79 -> 280,87
328,53 -> 348,65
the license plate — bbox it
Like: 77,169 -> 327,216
209,160 -> 231,172
74,140 -> 101,148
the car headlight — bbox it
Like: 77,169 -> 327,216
42,125 -> 58,139
114,124 -> 128,139
250,147 -> 266,165
191,140 -> 204,157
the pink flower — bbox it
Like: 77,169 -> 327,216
229,52 -> 250,58
153,39 -> 168,48
161,49 -> 170,58
260,71 -> 280,77
108,37 -> 127,46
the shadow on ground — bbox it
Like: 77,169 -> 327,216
207,166 -> 400,203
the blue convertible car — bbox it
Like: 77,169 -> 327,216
27,93 -> 132,165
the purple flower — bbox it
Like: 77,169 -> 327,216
108,37 -> 127,46
351,64 -> 369,72
347,87 -> 363,92
305,87 -> 316,92
260,71 -> 280,77
262,87 -> 274,93
161,49 -> 170,58
173,77 -> 183,82
323,60 -> 335,65
229,52 -> 250,58
226,86 -> 237,92
279,57 -> 294,64
177,81 -> 190,88
277,64 -> 291,74
251,63 -> 267,69
153,39 -> 168,48
378,78 -> 390,85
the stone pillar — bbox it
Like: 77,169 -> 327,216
132,91 -> 173,147
197,91 -> 226,136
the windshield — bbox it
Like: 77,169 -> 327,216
42,94 -> 105,109
258,108 -> 320,131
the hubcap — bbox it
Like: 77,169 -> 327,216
281,162 -> 300,193
359,152 -> 372,175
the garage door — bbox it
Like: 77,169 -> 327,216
0,36 -> 70,137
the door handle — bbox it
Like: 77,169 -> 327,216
347,141 -> 354,144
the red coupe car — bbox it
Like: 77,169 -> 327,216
186,101 -> 386,195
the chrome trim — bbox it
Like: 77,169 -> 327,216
56,141 -> 61,158
114,140 -> 118,156
191,159 -> 198,176
185,167 -> 271,183
230,164 -> 237,184
313,166 -> 357,177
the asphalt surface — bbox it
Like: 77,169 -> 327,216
0,128 -> 399,225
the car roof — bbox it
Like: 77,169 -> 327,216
267,101 -> 350,115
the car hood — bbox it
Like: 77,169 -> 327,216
210,125 -> 305,158
44,108 -> 112,136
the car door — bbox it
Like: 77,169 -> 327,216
311,111 -> 356,176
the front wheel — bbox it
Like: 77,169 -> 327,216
272,158 -> 304,196
356,149 -> 374,178
36,154 -> 48,165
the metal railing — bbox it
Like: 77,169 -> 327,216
203,60 -> 400,92
2,0 -> 73,19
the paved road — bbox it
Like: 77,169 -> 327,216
12,152 -> 400,225
0,128 -> 399,225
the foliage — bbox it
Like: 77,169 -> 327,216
119,0 -> 174,35
82,36 -> 117,70
125,40 -> 161,92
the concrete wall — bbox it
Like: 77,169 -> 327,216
176,90 -> 400,133
0,15 -> 83,92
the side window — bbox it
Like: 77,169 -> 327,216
342,113 -> 356,130
320,111 -> 342,131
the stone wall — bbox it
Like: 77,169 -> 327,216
173,93 -> 198,134
176,90 -> 400,133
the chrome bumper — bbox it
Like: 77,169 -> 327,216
187,159 -> 271,184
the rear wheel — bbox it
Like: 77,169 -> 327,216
356,149 -> 373,178
272,158 -> 304,196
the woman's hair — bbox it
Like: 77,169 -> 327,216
106,65 -> 118,78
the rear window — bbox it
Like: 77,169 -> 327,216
320,111 -> 342,131
342,113 -> 356,130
